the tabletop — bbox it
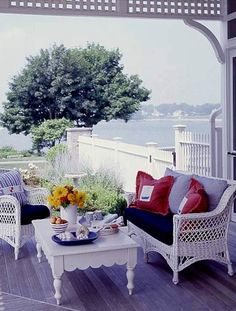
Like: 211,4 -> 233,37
32,219 -> 138,257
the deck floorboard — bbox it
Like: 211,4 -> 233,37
1,223 -> 236,310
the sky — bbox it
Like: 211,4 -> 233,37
0,13 -> 221,111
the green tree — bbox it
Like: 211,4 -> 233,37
31,118 -> 72,153
1,44 -> 150,134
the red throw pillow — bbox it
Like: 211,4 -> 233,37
178,178 -> 208,214
132,171 -> 174,215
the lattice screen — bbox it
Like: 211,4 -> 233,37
128,0 -> 222,17
9,0 -> 117,12
6,0 -> 224,19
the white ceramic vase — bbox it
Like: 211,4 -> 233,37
60,205 -> 78,225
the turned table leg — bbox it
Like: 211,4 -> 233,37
53,276 -> 62,305
126,248 -> 137,295
36,241 -> 42,263
126,267 -> 135,295
52,256 -> 64,305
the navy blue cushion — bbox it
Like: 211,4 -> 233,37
125,207 -> 173,245
21,204 -> 50,225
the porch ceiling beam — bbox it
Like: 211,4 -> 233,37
183,18 -> 225,64
0,1 -> 223,21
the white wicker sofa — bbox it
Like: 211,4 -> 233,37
0,169 -> 49,259
125,170 -> 236,284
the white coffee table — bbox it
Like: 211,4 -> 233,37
32,219 -> 138,305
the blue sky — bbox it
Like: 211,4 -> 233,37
0,13 -> 221,110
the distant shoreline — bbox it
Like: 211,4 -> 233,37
0,117 -> 222,131
131,117 -> 222,122
0,116 -> 222,131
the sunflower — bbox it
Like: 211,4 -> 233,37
53,186 -> 68,199
78,200 -> 85,208
48,195 -> 60,208
67,193 -> 76,204
53,198 -> 61,208
48,195 -> 54,206
76,191 -> 87,203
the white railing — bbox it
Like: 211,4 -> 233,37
178,131 -> 211,176
77,136 -> 174,192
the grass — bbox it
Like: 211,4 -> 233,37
0,156 -> 44,162
0,156 -> 46,170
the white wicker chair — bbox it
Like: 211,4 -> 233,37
0,172 -> 50,260
126,180 -> 236,284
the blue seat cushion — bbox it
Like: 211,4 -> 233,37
21,204 -> 50,225
125,208 -> 173,245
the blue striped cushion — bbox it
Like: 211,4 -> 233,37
0,170 -> 27,206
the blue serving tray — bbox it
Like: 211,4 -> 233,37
52,231 -> 98,245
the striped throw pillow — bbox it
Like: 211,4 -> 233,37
0,170 -> 27,206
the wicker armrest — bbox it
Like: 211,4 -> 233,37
0,195 -> 21,225
25,187 -> 50,207
173,211 -> 228,244
172,184 -> 236,244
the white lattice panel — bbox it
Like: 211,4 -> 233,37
9,0 -> 117,12
128,0 -> 222,18
2,0 -> 224,19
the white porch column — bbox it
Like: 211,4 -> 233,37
209,108 -> 222,177
173,125 -> 186,171
66,127 -> 93,157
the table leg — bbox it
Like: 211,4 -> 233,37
51,256 -> 64,305
36,241 -> 42,263
126,267 -> 135,295
53,275 -> 62,305
126,248 -> 137,295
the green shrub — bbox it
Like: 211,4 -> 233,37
31,118 -> 72,153
21,150 -> 33,157
0,146 -> 35,159
46,144 -> 68,164
79,169 -> 126,216
0,146 -> 19,159
41,155 -> 127,217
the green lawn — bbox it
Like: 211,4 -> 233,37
0,156 -> 47,170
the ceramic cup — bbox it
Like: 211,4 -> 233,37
85,211 -> 94,224
93,210 -> 103,221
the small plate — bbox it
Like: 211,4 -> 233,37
52,231 -> 98,245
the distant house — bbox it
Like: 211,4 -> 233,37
172,110 -> 186,118
152,110 -> 164,117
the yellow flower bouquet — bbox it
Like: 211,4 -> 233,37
48,185 -> 87,209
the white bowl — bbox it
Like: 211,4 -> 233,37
50,222 -> 68,234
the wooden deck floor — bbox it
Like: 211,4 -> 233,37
1,224 -> 236,311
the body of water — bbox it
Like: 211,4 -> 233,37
0,118 -> 215,151
94,118 -> 213,147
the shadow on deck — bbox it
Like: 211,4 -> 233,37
1,223 -> 236,311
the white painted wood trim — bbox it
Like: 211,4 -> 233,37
225,12 -> 236,22
183,18 -> 225,64
210,108 -> 222,177
0,0 -> 224,20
